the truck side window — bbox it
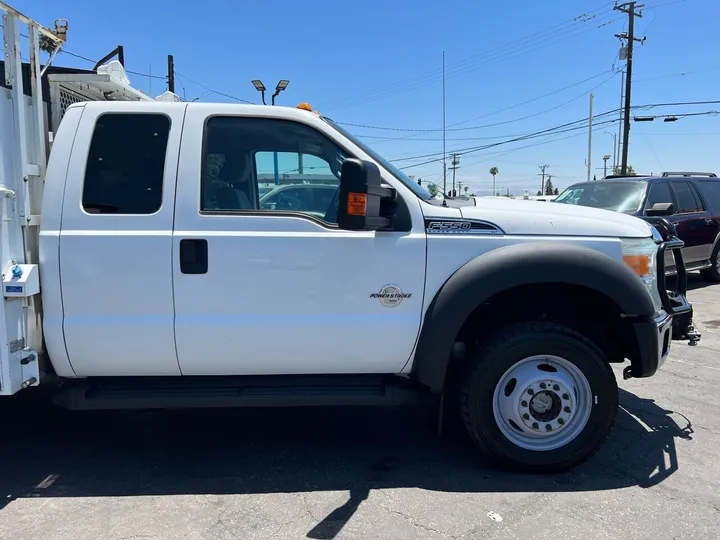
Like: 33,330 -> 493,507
644,182 -> 673,210
698,180 -> 720,210
202,117 -> 346,223
82,114 -> 170,214
670,181 -> 704,213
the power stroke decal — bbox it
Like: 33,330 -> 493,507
370,284 -> 411,308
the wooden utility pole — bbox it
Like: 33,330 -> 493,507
614,2 -> 645,175
167,54 -> 175,93
587,93 -> 593,182
449,153 -> 460,197
538,164 -> 549,194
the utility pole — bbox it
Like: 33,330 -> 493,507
448,153 -> 460,197
538,164 -> 549,195
587,93 -> 593,182
167,54 -> 175,93
614,2 -> 645,175
442,51 -> 447,200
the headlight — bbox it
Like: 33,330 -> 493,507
621,237 -> 662,312
648,223 -> 664,243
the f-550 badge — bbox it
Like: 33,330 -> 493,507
370,284 -> 411,308
427,221 -> 473,233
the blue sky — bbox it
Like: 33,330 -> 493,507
18,0 -> 720,195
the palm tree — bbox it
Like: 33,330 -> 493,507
489,167 -> 499,195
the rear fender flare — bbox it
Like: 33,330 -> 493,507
411,242 -> 654,393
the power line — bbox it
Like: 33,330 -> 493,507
391,109 -> 623,163
398,117 -> 622,170
174,72 -> 254,104
335,98 -> 720,135
359,70 -> 621,146
319,2 -> 621,111
56,49 -> 165,80
447,70 -> 617,128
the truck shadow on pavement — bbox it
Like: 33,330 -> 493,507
0,388 -> 694,539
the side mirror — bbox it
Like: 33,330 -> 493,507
337,159 -> 397,231
646,202 -> 675,217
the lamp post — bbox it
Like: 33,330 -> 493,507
252,79 -> 290,105
251,80 -> 266,104
605,131 -> 617,171
271,79 -> 290,105
603,154 -> 611,178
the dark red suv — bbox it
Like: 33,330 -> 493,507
555,173 -> 720,281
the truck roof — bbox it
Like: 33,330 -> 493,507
76,100 -> 322,124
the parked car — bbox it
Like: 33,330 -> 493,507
259,183 -> 338,219
554,175 -> 720,280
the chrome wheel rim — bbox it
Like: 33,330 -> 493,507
715,251 -> 720,273
492,355 -> 593,451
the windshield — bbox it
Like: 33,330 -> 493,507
321,116 -> 433,201
554,181 -> 645,213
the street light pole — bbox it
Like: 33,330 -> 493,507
271,80 -> 290,105
605,132 -> 617,171
252,79 -> 290,105
603,154 -> 611,178
251,80 -> 267,104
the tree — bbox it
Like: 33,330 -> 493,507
464,186 -> 469,195
489,166 -> 499,194
536,190 -> 542,196
427,183 -> 438,196
553,187 -> 559,195
544,177 -> 555,196
613,165 -> 636,176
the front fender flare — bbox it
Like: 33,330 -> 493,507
411,242 -> 655,393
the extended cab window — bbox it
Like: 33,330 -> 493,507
202,117 -> 347,223
82,113 -> 170,214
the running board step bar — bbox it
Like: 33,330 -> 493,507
52,375 -> 419,410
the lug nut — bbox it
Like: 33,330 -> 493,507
557,418 -> 565,425
564,406 -> 571,413
521,400 -> 528,407
527,389 -> 534,396
532,422 -> 539,430
539,382 -> 547,389
546,424 -> 552,431
562,393 -> 570,400
522,413 -> 530,420
553,384 -> 560,391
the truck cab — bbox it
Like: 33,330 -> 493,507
25,100 -> 694,472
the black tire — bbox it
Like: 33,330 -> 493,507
700,243 -> 720,282
460,321 -> 618,473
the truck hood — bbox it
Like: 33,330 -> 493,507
460,198 -> 652,238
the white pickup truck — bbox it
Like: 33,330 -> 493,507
0,3 -> 697,473
5,97 -> 697,471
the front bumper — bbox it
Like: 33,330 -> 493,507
628,217 -> 700,379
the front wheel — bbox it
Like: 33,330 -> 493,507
460,322 -> 618,472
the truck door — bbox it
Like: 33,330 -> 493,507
58,103 -> 187,376
669,180 -> 715,264
172,109 -> 426,375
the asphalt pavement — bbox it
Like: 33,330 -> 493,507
1,275 -> 719,540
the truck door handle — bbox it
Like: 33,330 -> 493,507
179,239 -> 208,274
